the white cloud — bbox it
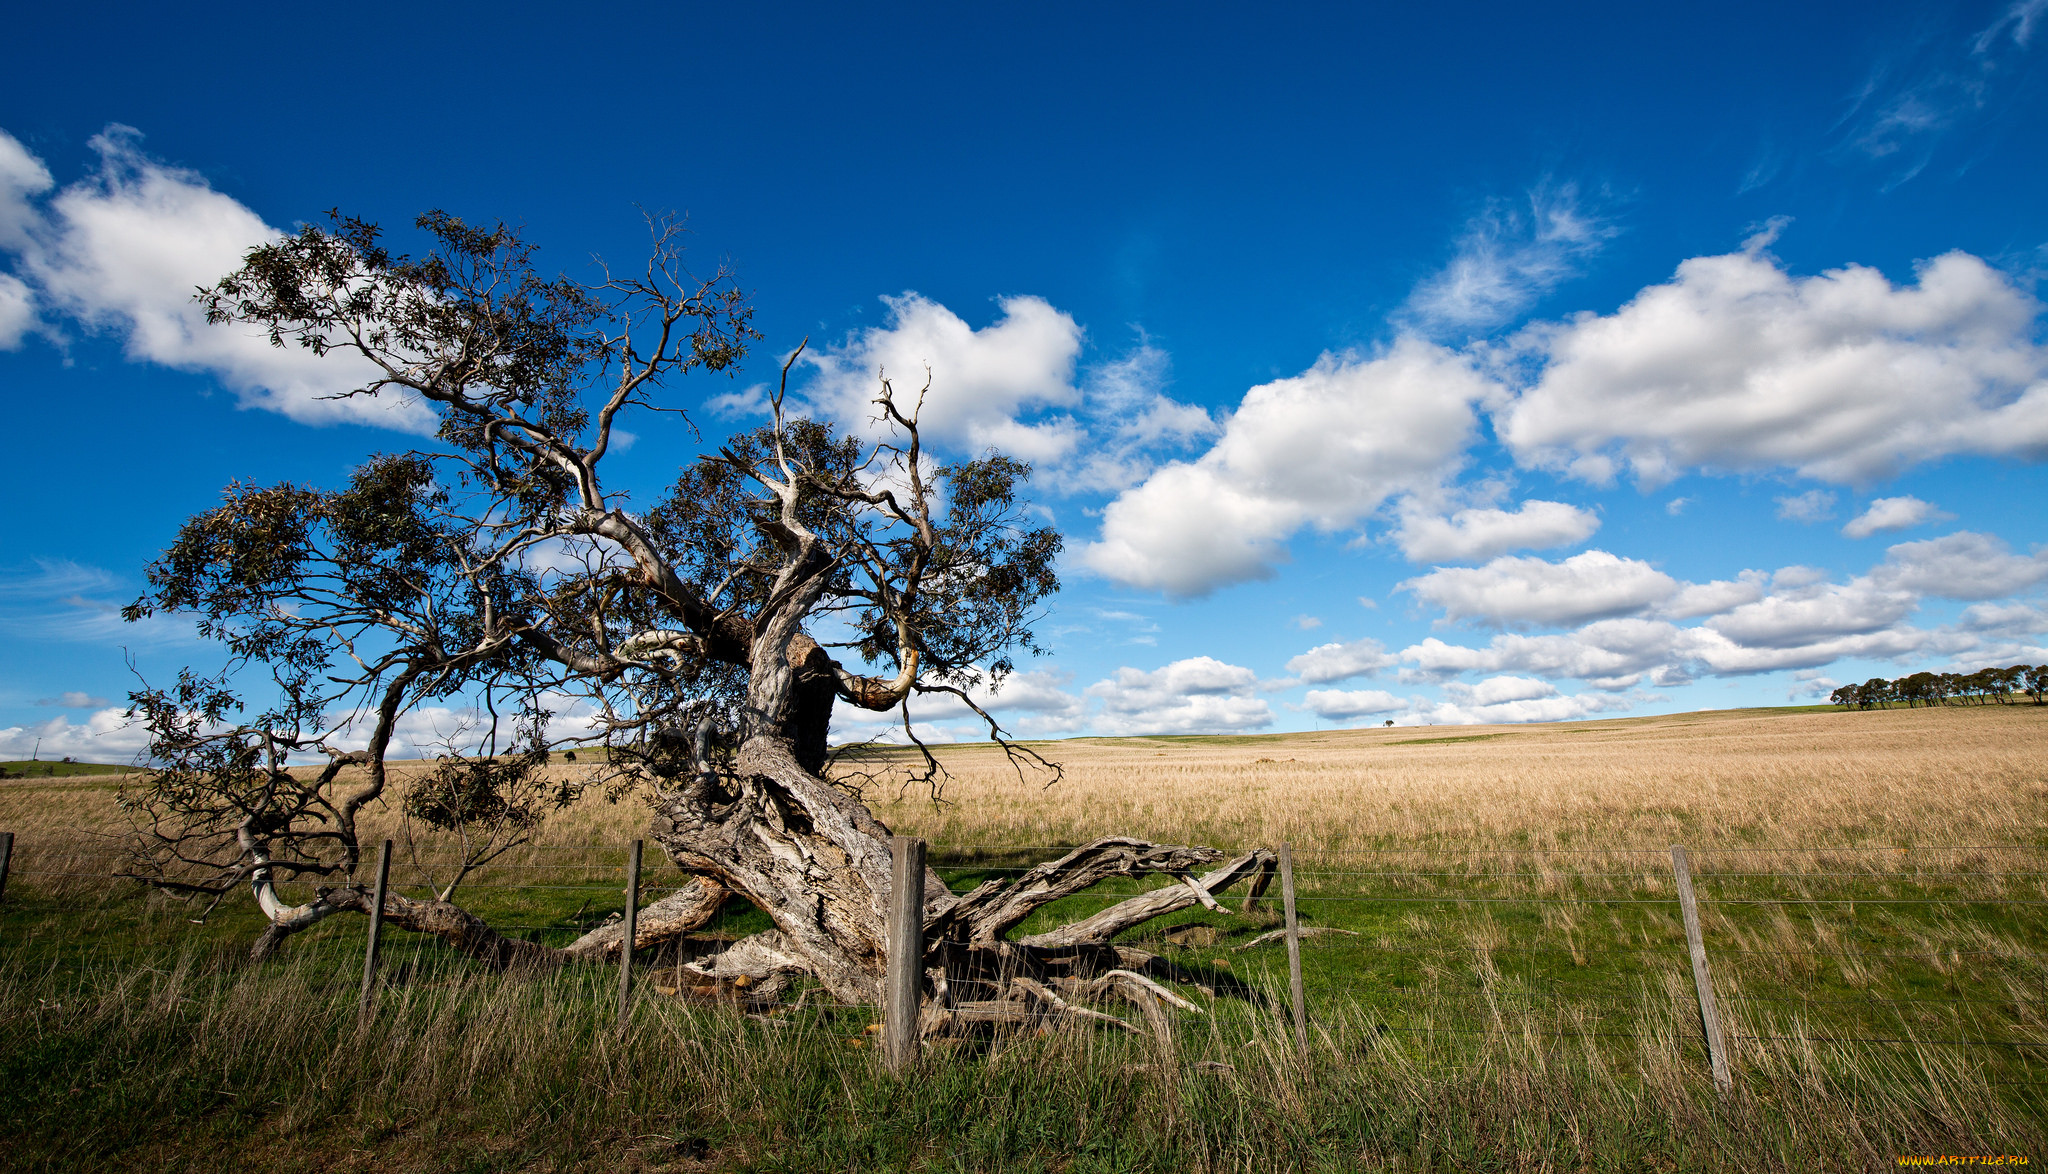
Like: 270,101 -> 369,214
1399,549 -> 1678,628
1702,577 -> 1917,649
1285,637 -> 1394,684
1302,688 -> 1404,719
1289,614 -> 1322,631
1870,531 -> 2048,600
1679,624 -> 1935,675
826,667 -> 1090,746
1497,245 -> 2048,486
1395,559 -> 1961,686
1449,675 -> 1559,705
1661,572 -> 1768,620
1841,0 -> 2046,187
0,126 -> 432,431
0,273 -> 33,349
1084,656 -> 1273,736
1789,670 -> 1840,700
1774,489 -> 1836,523
1411,687 -> 1634,726
1057,343 -> 1218,493
1082,337 -> 1494,596
35,691 -> 109,708
1957,599 -> 2048,641
1976,0 -> 2047,53
1392,498 -> 1600,563
1388,526 -> 2048,693
0,128 -> 53,251
0,706 -> 150,762
1974,0 -> 2039,51
802,292 -> 1084,463
1843,495 -> 1952,538
798,302 -> 1212,492
1404,182 -> 1615,333
0,130 -> 51,348
1401,619 -> 1694,691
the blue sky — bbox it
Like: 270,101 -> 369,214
3,0 -> 2047,758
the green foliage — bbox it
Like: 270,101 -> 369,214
1831,664 -> 2045,709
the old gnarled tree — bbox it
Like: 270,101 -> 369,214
120,212 -> 1274,1032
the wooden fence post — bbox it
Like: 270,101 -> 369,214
0,832 -> 14,903
885,835 -> 926,1072
1670,845 -> 1732,1090
1279,841 -> 1308,1059
617,839 -> 644,1035
358,839 -> 393,1015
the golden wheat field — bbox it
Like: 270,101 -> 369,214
4,703 -> 2044,859
872,703 -> 2048,852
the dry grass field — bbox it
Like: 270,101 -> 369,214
869,702 -> 2048,853
12,701 -> 2042,855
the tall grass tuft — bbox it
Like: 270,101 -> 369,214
2,933 -> 2039,1173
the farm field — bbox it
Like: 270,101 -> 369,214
1,702 -> 2043,1172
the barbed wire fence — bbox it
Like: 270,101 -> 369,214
1,832 -> 2043,1088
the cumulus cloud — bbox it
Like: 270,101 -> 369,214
1285,637 -> 1394,684
1302,688 -> 1405,719
1412,681 -> 1634,726
1958,599 -> 2048,641
798,301 -> 1213,492
1401,618 -> 1695,691
1084,656 -> 1273,736
1497,244 -> 2048,486
1449,675 -> 1558,705
1082,337 -> 1494,596
1662,572 -> 1768,620
1870,531 -> 2048,600
0,126 -> 431,431
1389,539 -> 2040,687
0,706 -> 149,762
1399,549 -> 1679,628
802,292 -> 1085,463
1404,182 -> 1616,333
1702,575 -> 1917,649
1843,495 -> 1952,538
1392,499 -> 1600,563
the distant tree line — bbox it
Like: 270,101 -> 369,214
1830,665 -> 2048,709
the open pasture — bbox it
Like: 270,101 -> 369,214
1,703 -> 2043,1171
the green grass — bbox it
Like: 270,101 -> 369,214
0,760 -> 139,778
2,840 -> 2042,1172
1386,733 -> 1510,746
